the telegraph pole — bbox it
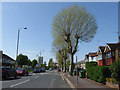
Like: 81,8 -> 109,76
76,56 -> 78,85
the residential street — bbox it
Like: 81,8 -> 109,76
2,70 -> 69,88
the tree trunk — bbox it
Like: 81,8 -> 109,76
69,54 -> 74,76
61,62 -> 63,71
64,59 -> 66,72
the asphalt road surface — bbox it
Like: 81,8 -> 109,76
2,70 -> 69,88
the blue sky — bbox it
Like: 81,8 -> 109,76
2,2 -> 118,64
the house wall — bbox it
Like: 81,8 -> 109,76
115,48 -> 119,61
89,56 -> 97,62
98,60 -> 104,66
105,58 -> 115,65
115,45 -> 120,61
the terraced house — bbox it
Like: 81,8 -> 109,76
97,46 -> 105,66
85,42 -> 120,66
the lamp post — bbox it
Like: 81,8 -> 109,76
16,27 -> 27,63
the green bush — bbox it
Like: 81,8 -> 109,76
85,61 -> 98,69
109,60 -> 120,83
86,62 -> 111,84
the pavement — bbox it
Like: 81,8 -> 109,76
61,72 -> 114,89
2,70 -> 69,89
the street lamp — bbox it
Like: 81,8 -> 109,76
16,27 -> 27,62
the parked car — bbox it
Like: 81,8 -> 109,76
33,68 -> 41,73
57,68 -> 61,72
1,67 -> 18,80
41,68 -> 45,72
49,68 -> 54,71
16,68 -> 28,76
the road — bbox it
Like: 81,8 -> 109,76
2,70 -> 69,88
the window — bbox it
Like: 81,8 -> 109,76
106,52 -> 111,59
98,54 -> 102,60
91,56 -> 94,61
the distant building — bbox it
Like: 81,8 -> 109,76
78,60 -> 86,69
0,51 -> 15,68
37,56 -> 43,64
85,54 -> 89,62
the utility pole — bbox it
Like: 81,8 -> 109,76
76,56 -> 78,85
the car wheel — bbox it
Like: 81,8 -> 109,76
14,74 -> 17,79
27,72 -> 28,76
5,75 -> 9,80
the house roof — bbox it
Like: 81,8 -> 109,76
104,42 -> 120,52
89,52 -> 97,57
99,46 -> 105,52
2,54 -> 15,61
106,43 -> 117,50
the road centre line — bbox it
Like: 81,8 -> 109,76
10,79 -> 30,88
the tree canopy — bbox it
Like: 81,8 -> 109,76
52,5 -> 98,75
17,54 -> 28,67
32,59 -> 38,67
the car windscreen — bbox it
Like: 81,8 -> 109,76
6,68 -> 11,70
34,69 -> 38,70
16,68 -> 24,71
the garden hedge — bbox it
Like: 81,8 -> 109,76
86,62 -> 111,84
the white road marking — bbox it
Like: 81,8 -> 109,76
60,74 -> 64,80
49,79 -> 55,88
34,76 -> 39,79
10,79 -> 30,88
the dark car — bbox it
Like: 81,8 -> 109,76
16,68 -> 28,76
33,68 -> 41,73
49,68 -> 54,71
41,68 -> 45,72
2,67 -> 18,80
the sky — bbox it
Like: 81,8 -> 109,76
2,2 -> 118,64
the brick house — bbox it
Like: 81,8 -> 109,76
104,43 -> 116,65
115,42 -> 120,61
97,46 -> 105,66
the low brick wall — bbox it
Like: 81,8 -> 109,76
106,81 -> 119,89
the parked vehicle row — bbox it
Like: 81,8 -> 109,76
1,67 -> 46,80
33,68 -> 46,73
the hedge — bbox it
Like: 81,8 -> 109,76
86,62 -> 111,84
109,60 -> 120,83
85,61 -> 98,69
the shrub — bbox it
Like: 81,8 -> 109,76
85,61 -> 98,69
109,60 -> 120,83
106,78 -> 119,84
86,64 -> 111,84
